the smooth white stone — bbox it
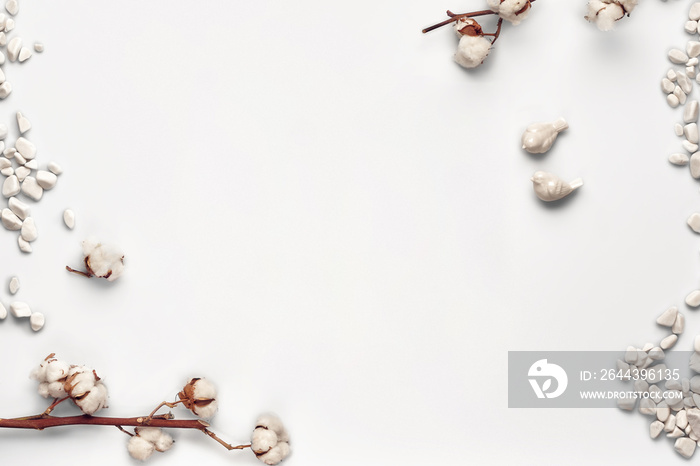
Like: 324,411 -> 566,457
671,49 -> 690,64
30,312 -> 44,331
18,47 -> 31,62
680,410 -> 690,429
8,276 -> 18,294
23,160 -> 36,170
0,302 -> 5,319
686,378 -> 692,393
661,334 -> 679,349
7,36 -> 20,61
658,402 -> 672,422
47,161 -> 62,175
693,3 -> 700,20
692,152 -> 700,177
679,72 -> 693,94
63,209 -> 74,229
8,197 -> 28,220
664,414 -> 676,432
0,157 -> 8,169
0,124 -> 8,140
13,152 -> 25,166
650,384 -> 664,402
2,174 -> 18,197
15,137 -> 36,159
618,397 -> 636,410
675,86 -> 688,104
33,42 -> 43,53
0,166 -> 11,176
643,342 -> 654,352
670,392 -> 686,411
5,148 -> 15,158
0,81 -> 13,99
5,0 -> 17,16
16,112 -> 30,134
695,336 -> 700,353
687,290 -> 700,307
687,123 -> 699,143
692,376 -> 700,393
688,20 -> 699,34
673,313 -> 686,334
691,58 -> 700,66
658,307 -> 679,326
669,69 -> 679,81
0,67 -> 5,85
684,140 -> 698,152
636,379 -> 650,392
625,345 -> 638,364
670,153 -> 690,165
1,208 -> 20,230
20,217 -> 36,242
669,93 -> 681,107
691,354 -> 700,374
7,18 -> 18,32
690,214 -> 700,233
669,426 -> 686,438
694,393 -> 700,408
687,101 -> 700,123
651,420 -> 665,438
663,78 -> 675,93
689,67 -> 697,79
9,301 -> 30,318
0,32 -> 7,47
690,408 -> 700,435
17,235 -> 30,252
686,397 -> 696,408
640,398 -> 657,415
14,165 -> 29,182
675,438 -> 697,458
20,177 -> 42,201
36,170 -> 56,190
649,347 -> 665,360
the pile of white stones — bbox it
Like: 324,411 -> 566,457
1,112 -> 64,252
0,275 -> 44,331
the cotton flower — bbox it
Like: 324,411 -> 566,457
127,427 -> 174,461
451,18 -> 491,69
30,354 -> 70,399
63,365 -> 109,415
487,0 -> 532,25
252,414 -> 291,465
178,378 -> 218,418
66,236 -> 125,281
585,0 -> 634,31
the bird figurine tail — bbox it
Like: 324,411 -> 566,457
569,178 -> 583,190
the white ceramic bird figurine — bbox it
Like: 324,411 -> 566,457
521,117 -> 569,154
531,171 -> 583,202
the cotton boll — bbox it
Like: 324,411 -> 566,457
179,378 -> 218,418
257,442 -> 291,465
128,435 -> 155,461
252,427 -> 278,454
617,0 -> 637,14
454,35 -> 491,69
37,382 -> 50,398
74,382 -> 108,415
47,381 -> 67,398
135,427 -> 174,452
192,378 -> 217,400
45,360 -> 70,383
193,398 -> 218,418
256,414 -> 287,438
86,244 -> 125,280
154,431 -> 174,452
487,0 -> 531,25
81,236 -> 100,256
586,0 -> 624,31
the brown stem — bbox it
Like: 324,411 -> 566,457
422,9 -> 496,34
116,425 -> 134,437
44,397 -> 70,416
146,399 -> 184,421
485,18 -> 504,44
65,266 -> 92,278
0,415 -> 210,430
202,428 -> 250,451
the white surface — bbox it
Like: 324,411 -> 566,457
1,1 -> 699,464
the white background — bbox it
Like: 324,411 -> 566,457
1,0 -> 699,464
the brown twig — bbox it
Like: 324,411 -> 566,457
0,414 -> 210,430
65,266 -> 92,278
484,18 -> 504,44
422,0 -> 535,34
202,428 -> 251,451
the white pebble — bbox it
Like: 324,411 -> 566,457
7,36 -> 20,62
693,3 -> 700,20
0,124 -> 8,140
8,196 -> 28,219
661,334 -> 679,349
651,420 -> 665,438
618,397 -> 636,410
0,81 -> 13,99
2,174 -> 18,197
9,301 -> 30,318
688,20 -> 699,34
1,207 -> 20,230
20,176 -> 42,201
668,93 -> 681,108
692,153 -> 700,177
36,170 -> 56,190
679,72 -> 693,93
6,18 -> 16,32
684,140 -> 698,152
23,160 -> 36,170
686,124 -> 699,143
669,426 -> 686,438
657,306 -> 679,326
20,217 -> 36,242
15,137 -> 36,160
8,276 -> 18,294
29,312 -> 44,331
0,166 -> 11,176
675,85 -> 688,104
663,78 -> 675,93
63,209 -> 74,229
33,42 -> 43,53
0,157 -> 8,169
687,212 -> 700,231
18,47 -> 31,62
16,112 -> 30,134
5,0 -> 18,16
0,32 -> 7,47
671,49 -> 690,64
695,336 -> 700,353
640,398 -> 657,415
0,302 -> 5,319
13,152 -> 26,166
17,235 -> 30,252
649,347 -> 665,360
680,410 -> 690,429
670,153 -> 689,165
689,66 -> 697,79
14,165 -> 29,182
674,313 -> 686,334
676,123 -> 685,136
676,438 -> 697,458
669,69 -> 678,82
48,161 -> 62,175
688,290 -> 700,307
687,101 -> 700,123
691,58 -> 700,66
